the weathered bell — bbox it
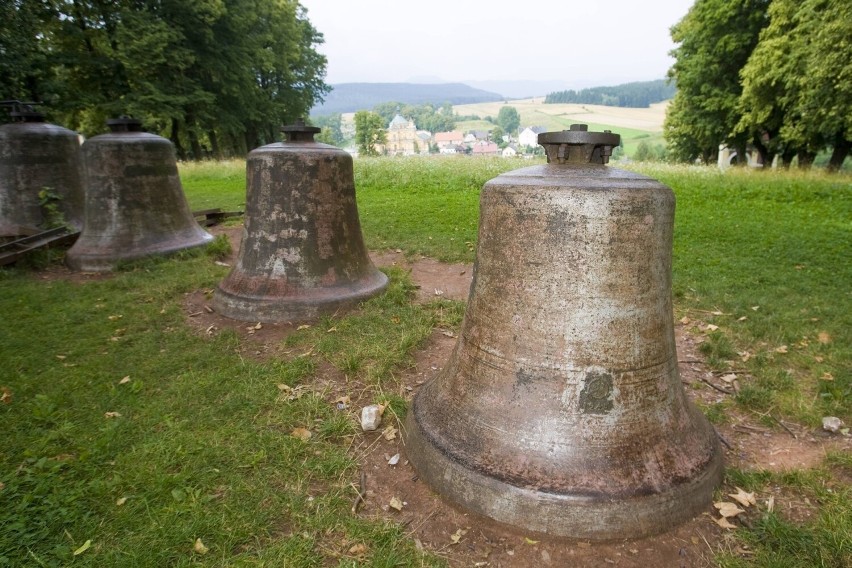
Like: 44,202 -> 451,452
0,101 -> 84,236
66,117 -> 213,272
213,119 -> 388,322
405,125 -> 723,539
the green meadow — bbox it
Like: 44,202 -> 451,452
1,157 -> 849,566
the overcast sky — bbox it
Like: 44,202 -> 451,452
299,0 -> 696,88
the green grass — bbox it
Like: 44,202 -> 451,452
3,158 -> 850,565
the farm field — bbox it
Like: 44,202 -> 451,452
1,157 -> 849,567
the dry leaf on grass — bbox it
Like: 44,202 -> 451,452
818,332 -> 831,344
297,324 -> 311,330
728,488 -> 757,508
119,376 -> 131,385
822,373 -> 834,381
382,425 -> 397,440
714,516 -> 737,529
348,543 -> 367,556
104,411 -> 122,418
706,324 -> 719,332
291,428 -> 312,441
774,345 -> 788,354
194,538 -> 209,554
73,540 -> 92,556
449,528 -> 467,544
0,387 -> 11,404
715,501 -> 746,518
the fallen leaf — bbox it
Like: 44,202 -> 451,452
434,289 -> 444,296
739,351 -> 752,362
73,540 -> 92,556
326,326 -> 338,333
390,316 -> 401,324
0,387 -> 11,404
524,537 -> 540,544
815,356 -> 824,363
108,314 -> 123,320
774,345 -> 788,354
214,261 -> 230,267
104,411 -> 122,418
715,501 -> 746,518
680,316 -> 690,325
194,538 -> 209,555
720,373 -> 737,383
348,543 -> 367,555
382,425 -> 397,441
119,376 -> 131,385
818,332 -> 831,344
388,453 -> 400,465
449,528 -> 467,544
291,427 -> 312,441
297,324 -> 311,330
116,497 -> 128,506
738,316 -> 747,322
711,310 -> 724,316
822,372 -> 834,381
751,306 -> 760,311
714,516 -> 737,529
389,496 -> 403,511
56,355 -> 66,360
728,488 -> 757,508
706,324 -> 719,332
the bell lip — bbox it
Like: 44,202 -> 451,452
211,270 -> 389,323
403,400 -> 724,540
65,232 -> 214,272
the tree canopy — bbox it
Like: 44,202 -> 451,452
545,80 -> 676,108
353,111 -> 386,156
369,101 -> 455,133
665,0 -> 850,169
0,0 -> 329,158
496,106 -> 520,134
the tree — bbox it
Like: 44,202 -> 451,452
739,0 -> 851,170
664,0 -> 770,164
354,111 -> 386,156
313,113 -> 344,146
496,106 -> 520,134
3,0 -> 329,157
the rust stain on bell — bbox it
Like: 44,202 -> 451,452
405,124 -> 723,539
0,101 -> 84,236
66,117 -> 213,271
213,119 -> 387,322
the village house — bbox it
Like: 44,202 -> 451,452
434,131 -> 465,150
471,140 -> 500,156
518,126 -> 548,148
502,144 -> 519,158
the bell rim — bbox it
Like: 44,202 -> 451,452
404,400 -> 724,540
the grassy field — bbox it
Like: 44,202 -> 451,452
1,157 -> 849,566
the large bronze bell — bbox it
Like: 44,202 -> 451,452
213,120 -> 387,322
405,125 -> 723,539
0,101 -> 84,236
65,118 -> 213,272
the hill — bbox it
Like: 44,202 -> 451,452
311,82 -> 503,115
544,79 -> 675,108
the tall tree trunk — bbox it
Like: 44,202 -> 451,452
752,136 -> 773,168
780,147 -> 797,169
170,118 -> 187,161
208,130 -> 221,160
827,139 -> 850,173
797,150 -> 816,170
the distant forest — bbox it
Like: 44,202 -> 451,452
544,80 -> 675,107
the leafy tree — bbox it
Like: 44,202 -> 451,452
739,0 -> 850,170
312,113 -> 344,146
354,111 -> 386,156
664,0 -> 770,164
2,0 -> 329,158
496,106 -> 520,134
545,80 -> 676,107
